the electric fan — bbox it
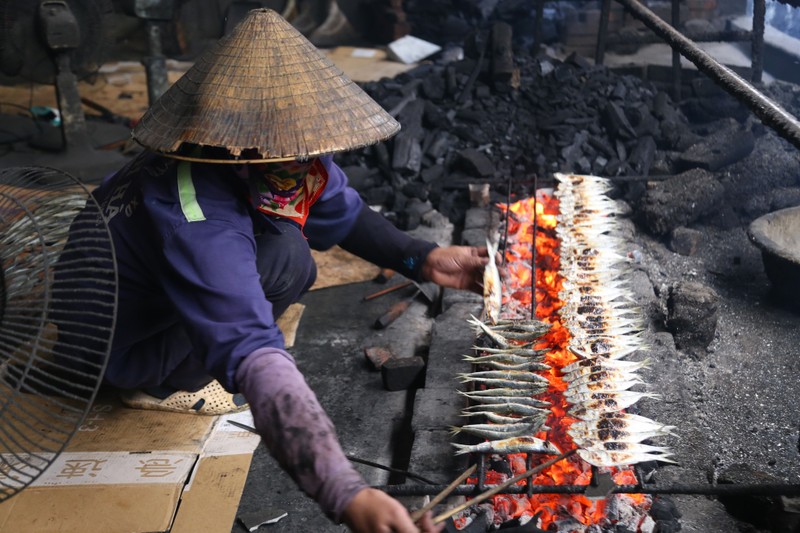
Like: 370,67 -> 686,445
0,166 -> 117,502
0,0 -> 127,181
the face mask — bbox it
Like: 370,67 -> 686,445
248,158 -> 328,227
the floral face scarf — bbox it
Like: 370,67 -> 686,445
248,158 -> 328,228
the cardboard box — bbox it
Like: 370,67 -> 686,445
0,392 -> 260,533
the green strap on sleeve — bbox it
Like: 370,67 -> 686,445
177,160 -> 206,222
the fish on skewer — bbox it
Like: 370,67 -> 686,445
460,387 -> 543,397
568,426 -> 675,447
460,394 -> 551,408
565,389 -> 658,406
563,379 -> 644,399
562,362 -> 648,381
561,356 -> 650,375
471,360 -> 551,372
568,392 -> 661,419
491,318 -> 552,332
451,421 -> 543,440
471,346 -> 549,358
464,353 -> 547,365
482,239 -> 502,325
461,402 -> 550,417
480,412 -> 549,427
459,370 -> 550,385
452,436 -> 561,456
569,412 -> 676,434
577,448 -> 677,467
468,315 -> 527,349
458,377 -> 549,392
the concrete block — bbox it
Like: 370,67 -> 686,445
412,387 -> 464,432
381,356 -> 426,391
408,428 -> 470,483
425,302 -> 476,391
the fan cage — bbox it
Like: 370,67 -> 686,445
0,166 -> 117,502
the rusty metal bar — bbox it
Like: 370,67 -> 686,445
613,0 -> 800,151
604,29 -> 753,45
378,482 -> 800,497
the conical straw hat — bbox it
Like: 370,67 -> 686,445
132,8 -> 400,162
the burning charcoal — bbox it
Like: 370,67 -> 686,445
666,281 -> 719,357
488,456 -> 513,476
496,521 -> 547,532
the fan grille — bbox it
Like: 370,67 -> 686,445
0,166 -> 116,502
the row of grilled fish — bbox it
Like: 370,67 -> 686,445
554,173 -> 676,467
452,315 -> 561,456
449,234 -> 561,456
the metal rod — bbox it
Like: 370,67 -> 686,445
612,0 -> 800,151
477,453 -> 486,492
671,0 -> 681,101
502,174 -> 511,268
531,174 -> 538,320
595,0 -> 612,66
430,450 -> 577,524
409,465 -> 477,522
378,482 -> 800,497
751,0 -> 766,83
604,29 -> 753,45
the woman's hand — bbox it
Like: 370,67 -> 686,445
421,245 -> 495,294
341,488 -> 444,533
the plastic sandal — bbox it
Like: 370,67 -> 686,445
120,379 -> 249,415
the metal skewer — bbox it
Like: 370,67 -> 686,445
431,449 -> 576,525
409,464 -> 477,522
